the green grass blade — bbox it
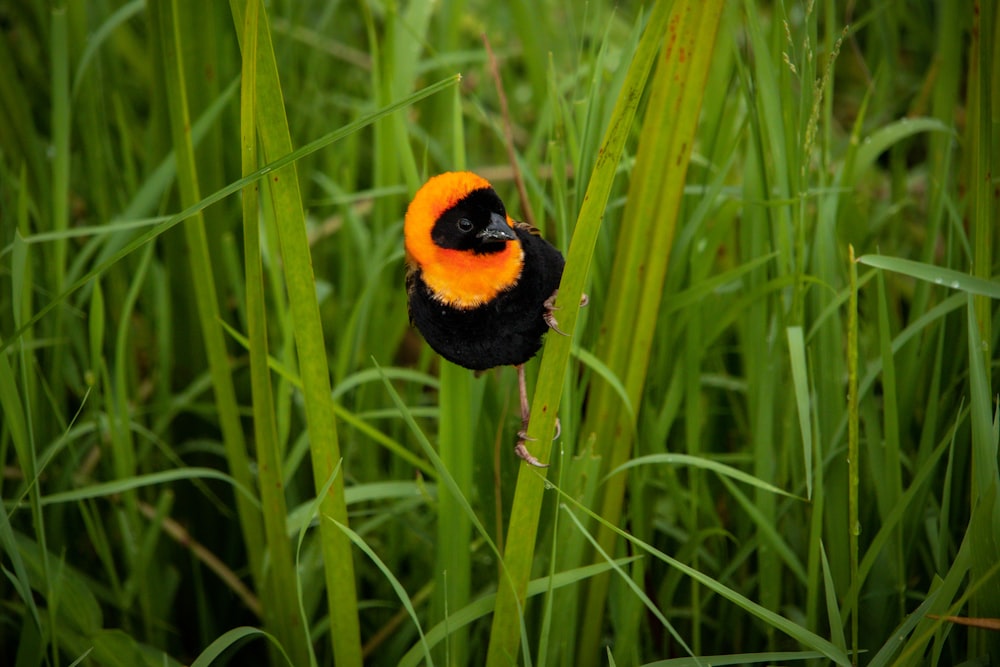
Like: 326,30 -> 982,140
847,245 -> 860,663
787,327 -> 813,498
965,293 -> 1000,650
607,453 -> 801,500
154,0 -> 266,615
563,505 -> 698,662
228,1 -> 362,662
34,468 -> 259,508
820,544 -> 847,653
239,1 -> 310,662
189,627 -> 292,667
397,559 -> 640,667
856,255 -> 1000,298
432,361 -> 476,666
0,464 -> 42,634
644,651 -> 831,667
554,480 -> 852,665
579,2 -> 726,659
331,518 -> 434,667
0,74 -> 458,357
428,82 -> 475,667
484,2 -> 678,664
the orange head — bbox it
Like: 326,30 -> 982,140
405,172 -> 524,309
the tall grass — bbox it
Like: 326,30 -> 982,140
1,1 -> 998,666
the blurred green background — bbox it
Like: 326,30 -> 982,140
1,1 -> 998,665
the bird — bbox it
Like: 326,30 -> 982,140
404,171 -> 572,467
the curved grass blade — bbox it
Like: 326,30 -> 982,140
606,453 -> 802,500
857,255 -> 1000,299
396,558 -> 639,667
36,468 -> 260,509
189,627 -> 292,667
331,518 -> 435,667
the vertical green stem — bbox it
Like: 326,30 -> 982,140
154,0 -> 266,617
47,4 -> 71,459
484,3 -> 675,664
433,361 -> 474,666
846,245 -> 859,665
429,88 -> 473,667
49,5 -> 69,288
227,2 -> 363,663
967,4 -> 998,654
971,0 -> 994,369
578,3 -> 724,661
239,1 -> 311,664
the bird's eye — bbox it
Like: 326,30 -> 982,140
457,218 -> 473,232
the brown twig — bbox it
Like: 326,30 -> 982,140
482,34 -> 537,229
927,614 -> 1000,631
362,582 -> 434,658
138,500 -> 262,618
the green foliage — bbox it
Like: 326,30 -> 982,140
1,1 -> 998,666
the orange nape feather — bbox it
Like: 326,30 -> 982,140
405,172 -> 525,308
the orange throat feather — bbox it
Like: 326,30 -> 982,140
416,242 -> 524,309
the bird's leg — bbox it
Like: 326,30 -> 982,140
512,289 -> 592,466
514,364 -> 548,468
543,289 -> 590,336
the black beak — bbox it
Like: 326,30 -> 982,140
477,212 -> 517,242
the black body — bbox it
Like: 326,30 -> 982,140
408,225 -> 565,371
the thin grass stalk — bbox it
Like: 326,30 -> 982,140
875,270 -> 905,620
153,0 -> 266,601
227,2 -> 362,663
110,241 -> 152,633
239,1 -> 311,664
964,292 -> 1000,657
897,0 -> 961,498
9,204 -> 56,662
806,381 -> 828,642
0,319 -> 53,660
965,2 -> 1000,655
741,1 -> 803,638
48,4 -> 70,369
846,245 -> 859,665
483,3 -> 676,664
578,3 -> 724,660
0,35 -> 47,207
432,361 -> 474,666
683,299 -> 704,655
969,0 -> 995,352
540,80 -> 586,665
428,86 -> 474,667
893,0 -> 961,415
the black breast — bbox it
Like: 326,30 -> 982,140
408,227 -> 565,371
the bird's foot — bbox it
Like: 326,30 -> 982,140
515,417 -> 560,468
514,438 -> 549,468
543,290 -> 590,336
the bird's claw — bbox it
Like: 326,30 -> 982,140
543,294 -> 567,336
543,290 -> 589,336
518,417 -> 560,442
515,417 -> 560,468
515,439 -> 549,468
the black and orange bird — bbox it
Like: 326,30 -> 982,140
404,171 -> 569,467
